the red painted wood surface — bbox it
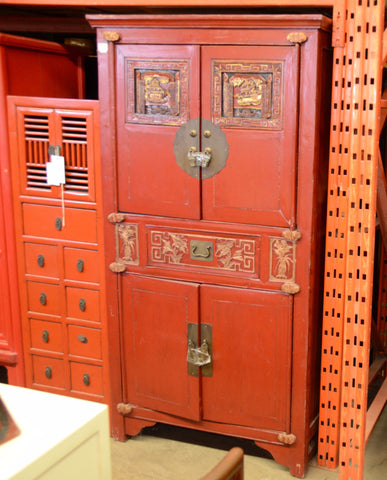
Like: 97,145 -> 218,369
0,0 -> 335,6
0,34 -> 82,384
92,15 -> 332,478
7,96 -> 111,407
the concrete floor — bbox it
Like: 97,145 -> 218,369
110,405 -> 386,479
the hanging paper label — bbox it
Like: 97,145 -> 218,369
46,155 -> 66,186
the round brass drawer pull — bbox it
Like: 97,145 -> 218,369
78,334 -> 88,344
79,298 -> 86,312
45,366 -> 52,379
37,254 -> 45,267
77,259 -> 85,273
83,373 -> 90,386
42,330 -> 49,343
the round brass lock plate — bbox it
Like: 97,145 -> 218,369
173,118 -> 229,180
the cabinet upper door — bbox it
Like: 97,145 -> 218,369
115,44 -> 201,219
201,45 -> 299,227
116,43 -> 299,227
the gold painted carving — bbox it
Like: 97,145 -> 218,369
150,229 -> 257,275
215,239 -> 255,273
102,31 -> 120,42
113,223 -> 139,267
287,32 -> 308,44
117,403 -> 133,416
126,60 -> 189,126
151,231 -> 189,264
278,432 -> 297,445
270,238 -> 296,282
213,61 -> 283,129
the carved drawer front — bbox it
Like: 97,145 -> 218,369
22,203 -> 97,243
66,287 -> 100,322
31,355 -> 66,389
64,248 -> 99,283
27,281 -> 61,316
30,319 -> 64,353
70,362 -> 104,396
24,243 -> 59,279
68,325 -> 102,360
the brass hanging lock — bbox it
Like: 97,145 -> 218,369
174,118 -> 229,179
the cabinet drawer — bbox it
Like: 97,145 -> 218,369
30,319 -> 64,353
68,325 -> 102,360
24,243 -> 59,278
66,287 -> 100,322
70,362 -> 103,396
32,355 -> 65,389
27,281 -> 61,316
64,248 -> 99,283
22,203 -> 97,243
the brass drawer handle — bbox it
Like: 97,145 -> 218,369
37,254 -> 45,267
78,334 -> 88,344
77,259 -> 84,273
83,373 -> 90,386
55,217 -> 62,231
42,330 -> 49,343
79,298 -> 86,312
45,366 -> 52,379
40,292 -> 47,305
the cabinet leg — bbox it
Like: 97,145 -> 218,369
254,441 -> 306,479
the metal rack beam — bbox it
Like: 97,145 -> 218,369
318,1 -> 385,479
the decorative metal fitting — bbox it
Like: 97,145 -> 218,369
287,32 -> 308,44
109,262 -> 126,273
117,403 -> 133,416
278,432 -> 296,445
281,283 -> 301,295
107,212 -> 126,224
102,31 -> 120,42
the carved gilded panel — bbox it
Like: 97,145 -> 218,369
269,237 -> 296,283
150,229 -> 258,276
126,59 -> 190,126
115,223 -> 139,266
213,61 -> 283,129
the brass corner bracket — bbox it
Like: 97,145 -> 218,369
281,282 -> 301,295
117,403 -> 133,416
282,229 -> 301,243
278,432 -> 296,445
107,212 -> 126,224
109,262 -> 126,273
287,32 -> 308,45
102,31 -> 120,42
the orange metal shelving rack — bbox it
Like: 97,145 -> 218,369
318,1 -> 386,479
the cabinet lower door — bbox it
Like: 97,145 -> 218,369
121,274 -> 201,421
201,285 -> 293,432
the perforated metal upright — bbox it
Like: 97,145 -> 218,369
318,1 -> 385,479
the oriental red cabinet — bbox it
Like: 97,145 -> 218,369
88,14 -> 332,477
7,96 -> 110,405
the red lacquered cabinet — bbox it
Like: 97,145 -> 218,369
88,14 -> 332,477
0,33 -> 82,384
7,95 -> 110,406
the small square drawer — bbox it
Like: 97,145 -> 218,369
24,243 -> 59,279
30,319 -> 64,353
68,325 -> 102,360
64,248 -> 99,283
22,203 -> 97,243
32,355 -> 66,389
70,362 -> 103,396
66,287 -> 100,322
27,281 -> 61,316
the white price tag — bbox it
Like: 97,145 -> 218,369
46,155 -> 66,186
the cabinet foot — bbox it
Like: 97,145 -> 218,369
124,418 -> 156,437
254,441 -> 306,479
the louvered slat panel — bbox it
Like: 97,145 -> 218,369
61,116 -> 89,194
24,115 -> 50,190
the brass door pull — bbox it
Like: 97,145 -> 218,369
187,339 -> 212,367
191,245 -> 211,258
